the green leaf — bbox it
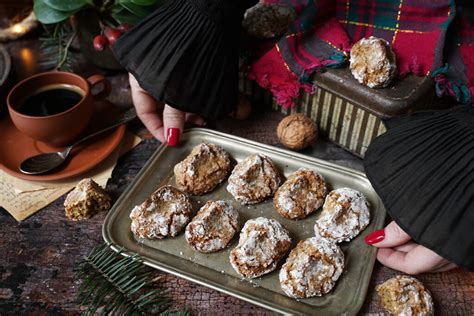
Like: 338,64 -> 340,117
44,0 -> 88,12
111,8 -> 143,25
34,0 -> 74,24
119,1 -> 155,17
130,0 -> 158,6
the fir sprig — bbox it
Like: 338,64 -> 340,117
75,243 -> 185,315
39,22 -> 78,71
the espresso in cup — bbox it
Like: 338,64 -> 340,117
18,84 -> 86,117
7,71 -> 110,146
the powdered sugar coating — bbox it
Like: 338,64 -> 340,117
174,143 -> 232,195
274,168 -> 327,220
185,200 -> 239,253
314,187 -> 370,243
230,217 -> 292,278
376,275 -> 434,316
350,36 -> 397,88
227,154 -> 282,205
279,236 -> 344,298
130,185 -> 192,239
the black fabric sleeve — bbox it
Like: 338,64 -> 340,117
364,105 -> 474,271
113,0 -> 257,119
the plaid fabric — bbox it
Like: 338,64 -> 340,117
248,0 -> 473,108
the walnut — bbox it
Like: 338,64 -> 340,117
350,36 -> 397,88
277,114 -> 318,150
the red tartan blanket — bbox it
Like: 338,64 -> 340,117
248,0 -> 473,108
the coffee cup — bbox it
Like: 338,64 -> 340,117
7,71 -> 110,146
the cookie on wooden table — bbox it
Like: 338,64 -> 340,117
314,187 -> 370,243
130,185 -> 192,239
274,168 -> 327,220
185,200 -> 239,253
227,154 -> 282,205
230,217 -> 291,278
64,178 -> 111,220
279,236 -> 344,298
376,275 -> 434,316
174,143 -> 232,195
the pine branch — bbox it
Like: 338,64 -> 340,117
75,243 -> 188,316
39,22 -> 78,72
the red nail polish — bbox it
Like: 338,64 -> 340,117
167,128 -> 180,147
364,229 -> 385,245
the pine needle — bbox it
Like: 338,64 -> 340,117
39,22 -> 78,72
75,243 -> 192,315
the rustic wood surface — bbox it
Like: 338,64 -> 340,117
0,35 -> 473,316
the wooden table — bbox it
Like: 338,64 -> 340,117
0,36 -> 473,315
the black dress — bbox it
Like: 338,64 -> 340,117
113,0 -> 257,119
364,106 -> 474,271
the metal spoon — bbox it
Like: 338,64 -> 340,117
19,108 -> 137,175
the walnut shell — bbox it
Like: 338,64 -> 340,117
277,114 -> 318,150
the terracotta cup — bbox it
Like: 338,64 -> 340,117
7,71 -> 110,146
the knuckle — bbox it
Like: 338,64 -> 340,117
388,222 -> 409,240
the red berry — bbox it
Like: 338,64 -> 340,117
93,35 -> 108,51
104,27 -> 122,45
117,23 -> 131,33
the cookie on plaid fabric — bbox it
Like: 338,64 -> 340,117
243,3 -> 296,39
350,36 -> 397,88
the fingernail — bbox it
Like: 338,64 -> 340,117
167,128 -> 180,147
364,229 -> 385,245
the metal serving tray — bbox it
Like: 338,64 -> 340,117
103,129 -> 386,315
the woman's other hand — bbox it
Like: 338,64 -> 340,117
129,74 -> 205,145
365,221 -> 457,274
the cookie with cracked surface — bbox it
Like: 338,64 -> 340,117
174,143 -> 232,195
314,187 -> 370,243
376,275 -> 434,316
64,178 -> 111,221
185,200 -> 239,253
227,154 -> 282,205
130,185 -> 192,239
279,236 -> 344,298
243,3 -> 296,39
230,217 -> 291,278
274,168 -> 327,220
350,36 -> 397,88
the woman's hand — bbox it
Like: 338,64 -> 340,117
129,74 -> 205,145
365,221 -> 457,274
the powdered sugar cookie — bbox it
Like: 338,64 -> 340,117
279,236 -> 344,298
227,154 -> 282,205
174,143 -> 232,195
130,185 -> 192,239
274,168 -> 327,220
230,217 -> 291,278
376,275 -> 434,316
185,200 -> 239,253
314,187 -> 370,243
